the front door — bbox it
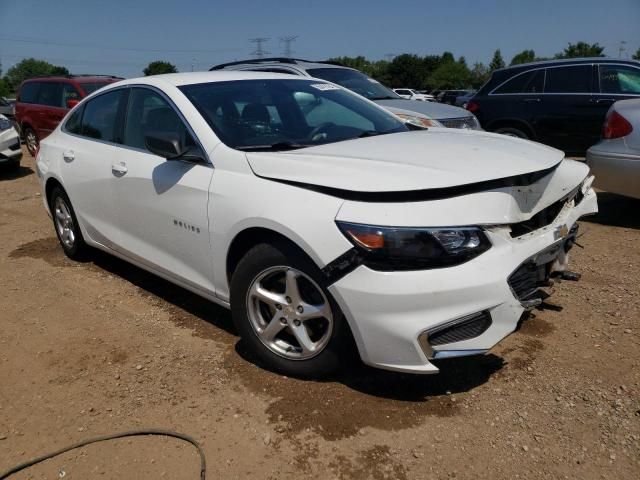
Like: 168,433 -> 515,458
111,87 -> 215,293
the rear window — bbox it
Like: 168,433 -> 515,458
19,82 -> 40,103
545,65 -> 592,94
494,69 -> 544,94
78,82 -> 112,95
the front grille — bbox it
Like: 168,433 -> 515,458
510,199 -> 566,237
508,262 -> 548,301
438,116 -> 477,129
428,311 -> 492,346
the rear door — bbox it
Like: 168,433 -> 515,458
111,86 -> 215,292
487,68 -> 545,133
35,81 -> 67,139
537,64 -> 596,153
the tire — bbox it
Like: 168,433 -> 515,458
49,186 -> 88,260
230,242 -> 351,378
23,127 -> 39,157
494,126 -> 530,140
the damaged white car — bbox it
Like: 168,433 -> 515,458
35,72 -> 598,377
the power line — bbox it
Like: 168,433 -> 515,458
279,36 -> 298,58
249,38 -> 270,58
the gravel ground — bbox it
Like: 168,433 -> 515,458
1,149 -> 638,479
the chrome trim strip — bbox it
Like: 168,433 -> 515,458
432,349 -> 488,359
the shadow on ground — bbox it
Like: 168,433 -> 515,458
0,165 -> 34,181
582,192 -> 640,229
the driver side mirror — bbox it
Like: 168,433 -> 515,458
145,133 -> 205,163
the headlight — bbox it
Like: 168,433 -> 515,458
336,222 -> 491,271
395,113 -> 443,129
0,117 -> 12,131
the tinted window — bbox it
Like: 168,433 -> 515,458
599,65 -> 640,94
81,89 -> 124,141
19,82 -> 40,103
494,69 -> 544,94
37,82 -> 63,107
64,105 -> 84,134
78,82 -> 112,95
179,79 -> 406,149
123,88 -> 195,152
545,65 -> 592,93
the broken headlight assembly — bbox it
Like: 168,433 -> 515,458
336,221 -> 491,271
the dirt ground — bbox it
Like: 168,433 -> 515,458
1,148 -> 639,480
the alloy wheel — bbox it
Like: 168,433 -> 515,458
54,196 -> 75,249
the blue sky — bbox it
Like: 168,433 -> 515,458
1,0 -> 639,78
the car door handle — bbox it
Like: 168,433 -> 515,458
62,150 -> 75,162
111,162 -> 128,176
523,98 -> 540,103
596,98 -> 615,104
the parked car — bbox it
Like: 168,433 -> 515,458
468,58 -> 640,155
587,99 -> 640,199
393,88 -> 434,101
0,114 -> 22,170
210,58 -> 480,130
455,91 -> 476,108
439,90 -> 472,105
0,97 -> 15,118
15,75 -> 122,156
36,71 -> 597,377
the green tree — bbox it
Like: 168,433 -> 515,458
555,41 -> 605,59
5,58 -> 69,89
0,79 -> 10,98
441,51 -> 455,64
510,49 -> 536,65
143,61 -> 178,76
428,62 -> 472,89
632,47 -> 640,61
385,54 -> 429,88
470,62 -> 490,89
489,49 -> 505,72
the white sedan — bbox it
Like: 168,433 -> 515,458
393,88 -> 434,102
36,71 -> 597,377
0,114 -> 22,170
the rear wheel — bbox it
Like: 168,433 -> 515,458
494,126 -> 530,139
23,127 -> 39,156
230,242 -> 350,378
49,186 -> 88,260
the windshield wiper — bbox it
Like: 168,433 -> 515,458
235,141 -> 311,152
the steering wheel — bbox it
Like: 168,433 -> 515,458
308,122 -> 335,142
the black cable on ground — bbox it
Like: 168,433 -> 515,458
0,429 -> 206,480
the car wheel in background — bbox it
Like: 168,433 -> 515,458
49,186 -> 88,260
494,127 -> 530,139
23,127 -> 39,156
230,242 -> 351,378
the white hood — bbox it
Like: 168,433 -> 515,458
246,129 -> 564,193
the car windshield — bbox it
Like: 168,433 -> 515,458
306,68 -> 400,101
179,79 -> 408,151
79,82 -> 112,94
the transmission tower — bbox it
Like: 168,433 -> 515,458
280,36 -> 298,58
250,38 -> 270,58
618,40 -> 627,58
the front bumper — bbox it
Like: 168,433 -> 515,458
329,186 -> 598,374
0,128 -> 22,165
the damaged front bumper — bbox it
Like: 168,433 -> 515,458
328,179 -> 598,374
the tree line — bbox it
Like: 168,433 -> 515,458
1,42 -> 639,97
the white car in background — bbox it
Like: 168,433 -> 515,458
0,114 -> 22,170
36,72 -> 597,377
587,99 -> 640,199
393,88 -> 434,102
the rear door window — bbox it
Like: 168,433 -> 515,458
80,89 -> 125,142
545,65 -> 592,94
37,82 -> 64,107
19,82 -> 40,103
599,65 -> 640,94
493,69 -> 545,94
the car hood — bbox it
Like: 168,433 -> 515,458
246,129 -> 564,194
375,98 -> 471,119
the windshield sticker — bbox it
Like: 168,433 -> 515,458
310,83 -> 341,91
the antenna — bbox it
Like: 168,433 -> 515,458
279,35 -> 298,58
249,38 -> 270,58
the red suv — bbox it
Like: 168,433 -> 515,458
15,75 -> 122,155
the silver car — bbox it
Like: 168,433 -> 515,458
210,58 -> 480,130
587,99 -> 640,199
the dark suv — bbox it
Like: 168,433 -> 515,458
468,58 -> 640,155
15,75 -> 122,155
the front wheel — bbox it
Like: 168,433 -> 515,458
230,242 -> 350,378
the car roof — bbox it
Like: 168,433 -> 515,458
210,57 -> 355,72
112,70 -> 312,88
22,75 -> 123,84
